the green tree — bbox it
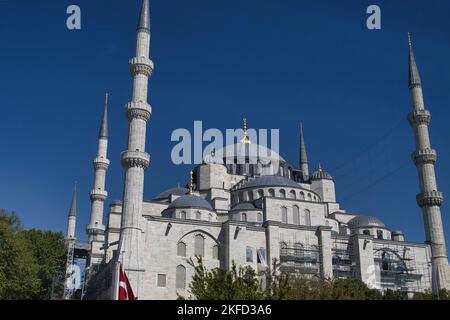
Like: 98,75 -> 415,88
21,229 -> 66,299
0,210 -> 41,299
183,256 -> 265,300
0,210 -> 66,300
413,289 -> 450,300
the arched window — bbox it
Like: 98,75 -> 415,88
293,206 -> 300,225
176,265 -> 186,289
195,234 -> 205,257
305,209 -> 311,226
212,245 -> 219,259
377,230 -> 383,239
294,242 -> 303,255
299,192 -> 305,200
289,190 -> 296,199
281,207 -> 288,224
325,220 -> 330,227
239,193 -> 244,202
196,211 -> 201,220
280,242 -> 288,255
363,230 -> 370,236
208,213 -> 213,222
268,189 -> 275,197
242,213 -> 247,222
177,242 -> 186,257
257,212 -> 263,223
280,189 -> 286,198
248,192 -> 254,201
258,189 -> 264,199
246,246 -> 253,262
179,211 -> 187,220
307,193 -> 312,201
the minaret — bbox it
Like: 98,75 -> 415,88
299,123 -> 309,180
63,183 -> 77,299
66,182 -> 77,240
86,93 -> 110,266
117,0 -> 153,296
407,33 -> 450,292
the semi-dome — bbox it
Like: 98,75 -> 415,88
231,202 -> 257,211
153,187 -> 189,201
310,164 -> 333,181
238,175 -> 300,189
168,194 -> 213,211
348,215 -> 385,229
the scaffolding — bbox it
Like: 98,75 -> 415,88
372,242 -> 431,293
332,237 -> 355,279
63,239 -> 76,299
279,241 -> 321,276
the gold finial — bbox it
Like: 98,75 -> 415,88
189,171 -> 193,195
241,118 -> 251,144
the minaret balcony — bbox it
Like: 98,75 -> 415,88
86,223 -> 106,233
412,148 -> 437,165
90,189 -> 108,201
125,101 -> 152,122
129,56 -> 154,77
121,150 -> 150,169
416,191 -> 444,208
408,109 -> 431,127
93,157 -> 110,170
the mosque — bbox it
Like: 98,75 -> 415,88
64,1 -> 450,299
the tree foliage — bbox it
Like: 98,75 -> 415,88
0,209 -> 66,300
413,289 -> 450,300
184,257 -> 412,300
183,256 -> 266,300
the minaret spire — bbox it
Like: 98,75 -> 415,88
118,0 -> 153,296
137,0 -> 150,33
407,33 -> 450,293
299,123 -> 309,179
99,93 -> 108,138
66,182 -> 77,239
408,32 -> 422,88
87,93 -> 110,267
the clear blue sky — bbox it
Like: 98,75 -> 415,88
0,0 -> 449,247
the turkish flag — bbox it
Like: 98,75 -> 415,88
118,265 -> 136,300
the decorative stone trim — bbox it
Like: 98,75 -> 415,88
93,158 -> 110,170
121,150 -> 150,169
125,101 -> 152,122
408,109 -> 431,126
129,57 -> 154,77
412,148 -> 437,165
416,191 -> 444,208
90,189 -> 108,201
86,224 -> 106,233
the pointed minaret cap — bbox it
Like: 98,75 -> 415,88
99,93 -> 108,139
69,182 -> 77,217
189,171 -> 194,195
408,32 -> 422,88
137,0 -> 150,33
300,123 -> 308,165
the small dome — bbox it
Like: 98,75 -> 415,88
239,175 -> 300,189
168,194 -> 213,211
153,187 -> 189,201
391,230 -> 404,235
310,164 -> 333,181
231,202 -> 257,211
348,215 -> 385,229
